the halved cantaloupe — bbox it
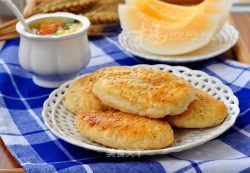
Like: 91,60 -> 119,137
127,0 -> 231,34
119,4 -> 220,55
119,0 -> 232,55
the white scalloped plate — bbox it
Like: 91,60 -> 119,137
119,23 -> 239,63
42,64 -> 240,156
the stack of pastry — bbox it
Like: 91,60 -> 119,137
64,66 -> 228,150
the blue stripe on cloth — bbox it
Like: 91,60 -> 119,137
58,139 -> 106,159
6,109 -> 45,133
243,125 -> 250,133
197,64 -> 248,94
0,62 -> 21,67
91,50 -> 121,59
235,87 -> 250,116
91,40 -> 140,66
58,140 -> 166,173
50,162 -> 87,173
13,75 -> 54,99
240,167 -> 250,173
174,163 -> 202,173
0,73 -> 19,97
85,158 -> 166,173
0,129 -> 49,136
26,96 -> 49,109
218,58 -> 250,70
7,145 -> 58,172
24,131 -> 57,145
220,128 -> 250,156
168,155 -> 202,173
0,63 -> 32,79
228,69 -> 248,85
2,92 -> 49,109
23,164 -> 58,173
168,155 -> 250,173
91,37 -> 120,55
198,65 -> 232,86
4,98 -> 26,109
234,112 -> 250,130
5,96 -> 88,172
7,144 -> 53,164
31,141 -> 74,163
0,38 -> 20,65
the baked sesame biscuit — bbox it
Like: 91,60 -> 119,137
64,66 -> 129,115
92,68 -> 195,118
167,88 -> 228,128
76,110 -> 174,150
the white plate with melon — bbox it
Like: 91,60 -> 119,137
118,0 -> 238,63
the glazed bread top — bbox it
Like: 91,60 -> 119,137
167,88 -> 228,128
76,110 -> 174,149
64,66 -> 129,115
93,67 -> 195,118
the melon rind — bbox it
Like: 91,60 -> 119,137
214,0 -> 233,35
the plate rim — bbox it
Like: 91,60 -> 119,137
42,64 -> 240,156
118,23 -> 239,63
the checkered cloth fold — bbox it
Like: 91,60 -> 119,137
0,36 -> 250,173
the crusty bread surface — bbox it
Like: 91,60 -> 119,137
64,66 -> 129,115
167,88 -> 228,128
92,67 -> 195,118
76,110 -> 174,150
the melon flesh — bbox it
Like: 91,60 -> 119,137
119,0 -> 231,55
126,0 -> 195,24
127,0 -> 231,35
119,4 -> 221,55
126,0 -> 199,18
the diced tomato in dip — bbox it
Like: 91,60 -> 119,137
30,19 -> 82,36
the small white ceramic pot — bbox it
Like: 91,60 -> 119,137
16,12 -> 91,88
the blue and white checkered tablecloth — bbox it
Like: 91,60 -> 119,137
0,36 -> 250,173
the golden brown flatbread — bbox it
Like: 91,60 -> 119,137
92,67 -> 195,118
64,66 -> 129,115
76,110 -> 174,150
167,88 -> 228,128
